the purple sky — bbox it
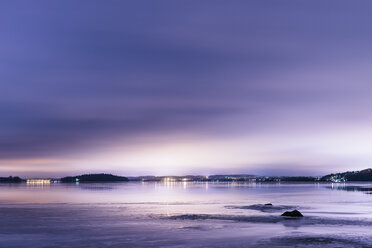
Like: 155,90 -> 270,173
1,0 -> 372,177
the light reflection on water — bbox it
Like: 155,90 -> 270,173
0,181 -> 372,217
1,182 -> 372,247
0,181 -> 368,203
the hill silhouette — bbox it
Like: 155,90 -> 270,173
0,176 -> 23,183
60,173 -> 129,183
321,168 -> 372,182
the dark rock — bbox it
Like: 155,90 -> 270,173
281,210 -> 303,217
264,203 -> 273,206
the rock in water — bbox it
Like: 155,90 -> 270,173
281,210 -> 303,217
264,203 -> 273,206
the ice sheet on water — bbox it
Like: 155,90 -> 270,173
259,235 -> 372,248
166,213 -> 372,227
225,204 -> 298,212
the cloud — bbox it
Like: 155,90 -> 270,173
1,0 -> 372,175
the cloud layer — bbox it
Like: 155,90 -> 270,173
1,0 -> 372,176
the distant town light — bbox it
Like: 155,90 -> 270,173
26,179 -> 51,184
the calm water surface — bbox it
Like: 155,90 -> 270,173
1,182 -> 372,247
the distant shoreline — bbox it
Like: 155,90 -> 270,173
3,168 -> 372,183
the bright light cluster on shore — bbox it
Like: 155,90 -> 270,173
162,178 -> 190,182
26,179 -> 51,184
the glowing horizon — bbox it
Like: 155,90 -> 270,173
2,0 -> 372,177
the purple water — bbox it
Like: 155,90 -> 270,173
0,182 -> 372,247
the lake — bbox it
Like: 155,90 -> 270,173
1,182 -> 372,247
